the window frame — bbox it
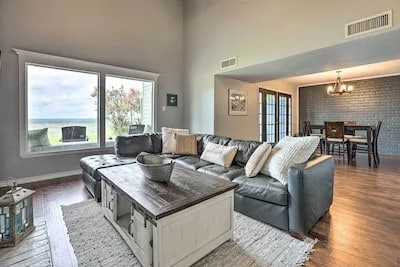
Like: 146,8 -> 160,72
15,49 -> 160,158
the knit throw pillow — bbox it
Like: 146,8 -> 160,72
260,136 -> 319,184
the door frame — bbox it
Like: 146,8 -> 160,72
259,87 -> 292,143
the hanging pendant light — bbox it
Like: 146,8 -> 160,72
327,71 -> 353,96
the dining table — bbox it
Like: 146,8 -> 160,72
310,124 -> 377,167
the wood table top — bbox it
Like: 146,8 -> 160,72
98,164 -> 238,221
310,124 -> 375,130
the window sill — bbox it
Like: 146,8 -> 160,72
106,140 -> 115,148
21,142 -> 113,158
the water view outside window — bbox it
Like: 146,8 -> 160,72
103,75 -> 153,141
27,64 -> 99,152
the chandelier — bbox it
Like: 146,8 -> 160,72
326,71 -> 353,96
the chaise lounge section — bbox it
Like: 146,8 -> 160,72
80,133 -> 334,236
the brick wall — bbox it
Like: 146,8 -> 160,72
299,75 -> 400,156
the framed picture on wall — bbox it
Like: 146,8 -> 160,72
229,89 -> 247,116
167,94 -> 178,106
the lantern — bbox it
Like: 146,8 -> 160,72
0,182 -> 35,247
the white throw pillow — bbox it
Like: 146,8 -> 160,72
200,142 -> 238,167
162,127 -> 189,154
260,136 -> 319,185
245,142 -> 272,177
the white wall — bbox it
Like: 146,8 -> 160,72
214,76 -> 297,141
183,0 -> 400,133
0,0 -> 184,180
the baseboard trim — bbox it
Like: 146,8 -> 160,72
0,169 -> 82,188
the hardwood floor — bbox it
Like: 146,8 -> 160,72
308,154 -> 400,267
31,176 -> 90,267
2,155 -> 400,266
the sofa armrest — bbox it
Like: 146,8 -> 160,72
288,155 -> 334,235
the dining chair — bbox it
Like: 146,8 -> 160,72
61,126 -> 88,142
348,121 -> 382,167
343,121 -> 357,138
304,121 -> 325,154
303,121 -> 312,136
324,121 -> 349,161
128,124 -> 145,135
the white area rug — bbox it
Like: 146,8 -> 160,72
62,200 -> 317,267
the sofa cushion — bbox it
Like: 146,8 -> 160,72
233,174 -> 288,206
228,139 -> 262,166
174,133 -> 198,155
80,154 -> 136,181
261,136 -> 320,185
149,133 -> 163,154
174,156 -> 213,170
115,135 -> 153,157
197,164 -> 244,181
196,134 -> 231,155
200,142 -> 238,167
162,127 -> 189,154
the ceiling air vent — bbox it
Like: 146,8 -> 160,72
345,10 -> 393,38
220,57 -> 237,70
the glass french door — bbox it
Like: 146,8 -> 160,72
259,88 -> 292,143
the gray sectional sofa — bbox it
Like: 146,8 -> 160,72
80,133 -> 334,236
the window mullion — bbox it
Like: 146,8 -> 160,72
99,73 -> 106,149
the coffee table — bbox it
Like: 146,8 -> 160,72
98,164 -> 238,267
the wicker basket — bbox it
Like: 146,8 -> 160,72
136,153 -> 175,182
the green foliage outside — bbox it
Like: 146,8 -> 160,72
91,85 -> 142,138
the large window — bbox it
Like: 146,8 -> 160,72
27,64 -> 99,153
16,49 -> 158,157
104,76 -> 154,141
259,88 -> 292,143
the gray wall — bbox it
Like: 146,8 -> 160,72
299,76 -> 400,155
214,77 -> 298,141
183,0 -> 400,134
0,0 -> 184,180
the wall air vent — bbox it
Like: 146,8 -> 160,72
220,57 -> 237,70
345,10 -> 393,38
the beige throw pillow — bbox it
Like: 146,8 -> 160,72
200,142 -> 238,167
174,133 -> 198,155
162,127 -> 190,154
245,142 -> 272,177
260,136 -> 320,185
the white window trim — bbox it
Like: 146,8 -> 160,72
14,48 -> 160,158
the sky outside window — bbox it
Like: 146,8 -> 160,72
27,65 -> 98,120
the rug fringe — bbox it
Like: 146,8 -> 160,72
296,238 -> 318,266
